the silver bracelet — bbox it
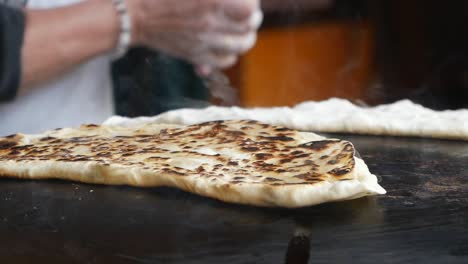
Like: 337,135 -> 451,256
111,0 -> 132,59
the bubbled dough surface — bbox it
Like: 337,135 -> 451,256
105,98 -> 468,141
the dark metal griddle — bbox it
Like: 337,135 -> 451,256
0,134 -> 467,263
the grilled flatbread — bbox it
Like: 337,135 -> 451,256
0,120 -> 385,208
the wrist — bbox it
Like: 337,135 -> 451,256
93,0 -> 121,54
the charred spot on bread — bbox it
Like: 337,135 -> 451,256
300,140 -> 339,151
0,140 -> 17,150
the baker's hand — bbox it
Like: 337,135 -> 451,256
128,0 -> 262,72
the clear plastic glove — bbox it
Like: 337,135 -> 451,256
128,0 -> 263,73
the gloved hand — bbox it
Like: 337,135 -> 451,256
128,0 -> 262,73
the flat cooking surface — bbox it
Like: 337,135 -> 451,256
0,134 -> 467,263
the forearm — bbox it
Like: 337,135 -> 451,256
20,0 -> 119,94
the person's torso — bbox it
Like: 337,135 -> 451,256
0,0 -> 113,136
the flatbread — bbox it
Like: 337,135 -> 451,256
0,120 -> 385,208
104,98 -> 468,141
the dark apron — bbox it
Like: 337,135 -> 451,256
111,48 -> 209,117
